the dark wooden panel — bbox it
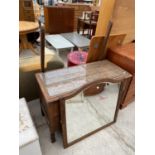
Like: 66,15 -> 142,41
62,3 -> 91,31
44,6 -> 75,34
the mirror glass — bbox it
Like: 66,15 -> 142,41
65,82 -> 120,143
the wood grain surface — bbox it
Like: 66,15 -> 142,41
19,21 -> 39,35
44,6 -> 74,34
36,60 -> 132,103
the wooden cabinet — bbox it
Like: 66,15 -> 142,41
107,43 -> 135,108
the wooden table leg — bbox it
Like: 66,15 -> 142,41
19,34 -> 38,55
41,107 -> 45,116
51,133 -> 56,143
77,19 -> 80,34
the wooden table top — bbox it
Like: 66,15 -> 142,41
19,21 -> 39,35
35,60 -> 132,103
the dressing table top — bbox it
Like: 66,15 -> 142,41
35,60 -> 132,103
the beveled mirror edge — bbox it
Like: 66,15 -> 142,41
60,78 -> 132,148
59,78 -> 124,102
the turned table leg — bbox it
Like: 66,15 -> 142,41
19,34 -> 38,55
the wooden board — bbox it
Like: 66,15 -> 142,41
95,0 -> 116,36
44,6 -> 75,34
87,35 -> 105,62
87,33 -> 126,63
95,0 -> 134,43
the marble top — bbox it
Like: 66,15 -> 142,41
35,60 -> 132,102
61,32 -> 90,48
45,34 -> 74,50
19,98 -> 38,148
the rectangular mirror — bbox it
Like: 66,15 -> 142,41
60,82 -> 121,148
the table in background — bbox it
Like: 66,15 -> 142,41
19,21 -> 39,54
45,34 -> 74,55
61,32 -> 90,50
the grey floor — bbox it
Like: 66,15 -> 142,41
28,99 -> 135,155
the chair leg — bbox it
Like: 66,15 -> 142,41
41,107 -> 45,116
51,133 -> 56,143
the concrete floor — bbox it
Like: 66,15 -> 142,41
28,99 -> 135,155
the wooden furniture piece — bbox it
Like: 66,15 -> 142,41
62,3 -> 91,31
87,21 -> 113,62
77,11 -> 99,38
77,14 -> 90,35
35,60 -> 132,144
61,32 -> 90,50
45,35 -> 74,55
19,0 -> 35,22
19,21 -> 39,54
107,33 -> 126,48
19,98 -> 42,155
44,6 -> 74,34
107,43 -> 135,108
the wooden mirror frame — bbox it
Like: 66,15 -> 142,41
60,78 -> 126,148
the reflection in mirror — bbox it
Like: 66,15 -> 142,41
65,82 -> 120,143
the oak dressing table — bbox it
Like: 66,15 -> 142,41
35,60 -> 132,145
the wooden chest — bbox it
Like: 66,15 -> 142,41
107,43 -> 135,108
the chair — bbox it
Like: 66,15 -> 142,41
84,11 -> 99,38
77,11 -> 99,38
